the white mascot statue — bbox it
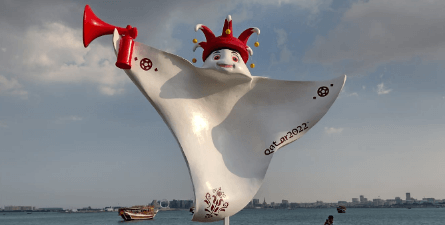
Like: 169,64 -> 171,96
83,5 -> 346,223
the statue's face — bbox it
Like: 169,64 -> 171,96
202,49 -> 251,76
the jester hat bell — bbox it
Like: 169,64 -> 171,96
194,15 -> 260,63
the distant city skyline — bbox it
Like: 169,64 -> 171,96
3,192 -> 445,210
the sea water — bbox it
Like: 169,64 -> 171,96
1,208 -> 444,225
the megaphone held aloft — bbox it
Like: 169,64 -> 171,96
83,5 -> 138,69
83,4 -> 138,47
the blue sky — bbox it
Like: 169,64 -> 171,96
1,0 -> 444,209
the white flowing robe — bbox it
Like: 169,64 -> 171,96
112,30 -> 346,222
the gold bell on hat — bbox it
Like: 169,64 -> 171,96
193,38 -> 198,43
192,58 -> 197,63
254,41 -> 259,47
250,63 -> 255,68
225,29 -> 231,35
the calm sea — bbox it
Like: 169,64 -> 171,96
1,208 -> 444,225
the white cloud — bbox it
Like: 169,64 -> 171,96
0,75 -> 28,99
1,48 -> 6,52
24,22 -> 126,84
55,115 -> 83,124
1,22 -> 127,96
324,127 -> 344,134
304,0 -> 445,75
340,88 -> 358,98
376,82 -> 391,95
99,86 -> 125,96
275,28 -> 288,47
270,28 -> 294,65
246,0 -> 332,23
0,121 -> 8,128
347,92 -> 358,97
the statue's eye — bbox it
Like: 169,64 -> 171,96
214,55 -> 220,60
232,56 -> 239,62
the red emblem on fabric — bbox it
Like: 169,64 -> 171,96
204,187 -> 229,218
140,58 -> 152,71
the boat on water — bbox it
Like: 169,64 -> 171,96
118,205 -> 157,221
337,206 -> 346,213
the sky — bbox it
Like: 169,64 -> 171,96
1,0 -> 444,209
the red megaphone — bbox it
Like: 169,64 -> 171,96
83,4 -> 138,69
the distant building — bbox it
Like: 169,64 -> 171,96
422,198 -> 435,204
252,199 -> 262,208
262,198 -> 267,207
289,202 -> 299,209
159,199 -> 169,208
4,206 -> 34,211
40,207 -> 64,212
406,193 -> 411,201
150,200 -> 161,208
360,195 -> 365,203
395,197 -> 402,204
268,202 -> 279,208
77,206 -> 101,212
169,199 -> 193,209
372,199 -> 384,206
338,201 -> 347,205
385,199 -> 396,206
281,200 -> 289,208
352,198 -> 359,203
104,206 -> 115,212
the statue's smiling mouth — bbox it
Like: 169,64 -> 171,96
217,63 -> 234,68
